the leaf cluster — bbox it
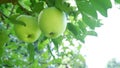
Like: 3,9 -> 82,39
0,0 -> 113,68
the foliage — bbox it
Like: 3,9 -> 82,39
0,0 -> 112,68
115,0 -> 120,4
106,58 -> 120,68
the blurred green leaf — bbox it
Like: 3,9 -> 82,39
78,20 -> 87,34
67,23 -> 85,43
32,2 -> 44,13
41,50 -> 49,60
16,6 -> 24,14
30,0 -> 36,5
27,43 -> 35,63
0,30 -> 9,47
67,23 -> 79,35
82,13 -> 98,29
87,31 -> 97,36
75,0 -> 98,18
0,49 -> 3,57
47,45 -> 55,59
76,34 -> 86,43
8,14 -> 27,26
3,58 -> 14,67
52,36 -> 63,53
38,39 -> 49,50
46,0 -> 55,7
55,0 -> 73,13
115,0 -> 120,4
30,60 -> 40,68
90,0 -> 112,17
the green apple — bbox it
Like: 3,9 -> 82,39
14,15 -> 41,43
38,7 -> 67,38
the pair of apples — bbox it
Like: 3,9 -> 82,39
14,7 -> 67,43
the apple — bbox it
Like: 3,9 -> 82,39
38,7 -> 67,38
14,15 -> 41,43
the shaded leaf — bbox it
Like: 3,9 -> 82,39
27,43 -> 35,62
46,0 -> 55,7
55,0 -> 73,14
32,2 -> 44,13
0,30 -> 9,47
67,23 -> 85,43
52,36 -> 63,53
0,48 -> 3,56
38,39 -> 49,50
67,23 -> 79,35
51,58 -> 62,64
87,31 -> 97,36
41,51 -> 49,59
78,20 -> 87,34
76,34 -> 85,43
90,0 -> 112,17
30,0 -> 36,6
47,45 -> 55,59
115,0 -> 120,4
82,13 -> 97,29
8,14 -> 26,26
75,0 -> 98,18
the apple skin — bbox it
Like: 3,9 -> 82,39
38,7 -> 67,38
14,15 -> 41,43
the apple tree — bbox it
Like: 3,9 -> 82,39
0,0 -> 113,68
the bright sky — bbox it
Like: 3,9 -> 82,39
81,1 -> 120,68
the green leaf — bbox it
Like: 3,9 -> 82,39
38,39 -> 49,50
82,13 -> 97,29
27,43 -> 35,62
47,45 -> 55,59
32,2 -> 44,13
3,58 -> 14,67
46,0 -> 55,7
75,0 -> 97,18
90,0 -> 112,17
30,0 -> 36,6
67,23 -> 79,35
0,30 -> 9,47
115,0 -> 120,4
0,47 -> 4,64
30,60 -> 40,68
67,23 -> 85,43
51,58 -> 62,64
55,0 -> 73,13
8,14 -> 26,26
16,6 -> 24,14
52,36 -> 63,52
76,34 -> 86,43
78,20 -> 87,34
87,31 -> 97,36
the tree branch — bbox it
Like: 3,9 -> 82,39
0,0 -> 17,4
